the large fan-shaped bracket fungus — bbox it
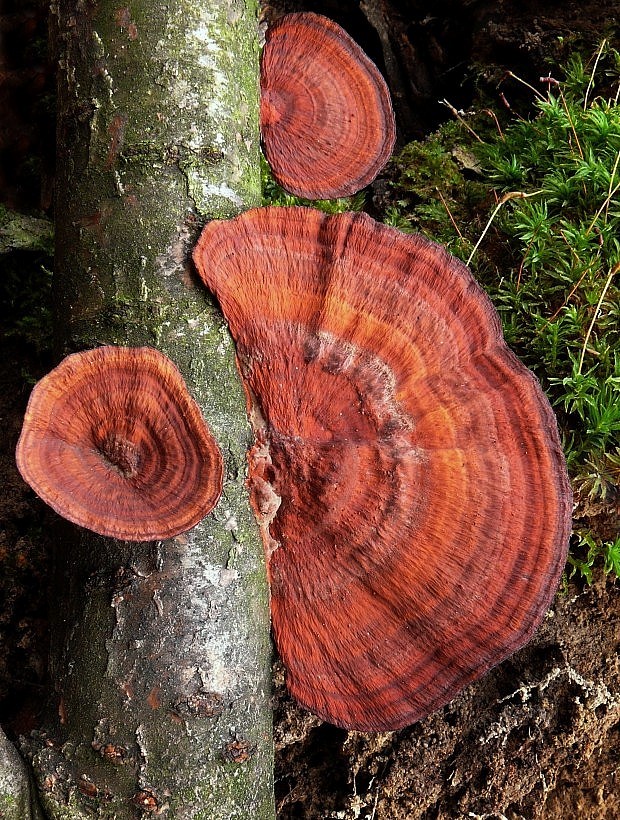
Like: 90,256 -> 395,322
193,206 -> 572,732
260,12 -> 396,199
16,345 -> 223,542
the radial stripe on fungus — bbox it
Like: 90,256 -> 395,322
193,207 -> 572,731
260,12 -> 396,199
16,346 -> 223,542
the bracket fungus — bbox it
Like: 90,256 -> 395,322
260,12 -> 396,199
193,206 -> 572,732
16,346 -> 223,541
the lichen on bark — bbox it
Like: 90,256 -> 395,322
7,1 -> 275,818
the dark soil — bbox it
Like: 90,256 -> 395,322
1,1 -> 619,818
0,339 -> 52,738
274,575 -> 620,819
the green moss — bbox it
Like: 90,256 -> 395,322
261,156 -> 366,213
378,123 -> 490,270
0,206 -> 54,255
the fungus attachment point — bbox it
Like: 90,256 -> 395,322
16,346 -> 223,541
260,12 -> 396,199
193,207 -> 572,731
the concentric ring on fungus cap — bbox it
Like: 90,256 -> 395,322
193,206 -> 572,731
260,12 -> 396,199
15,346 -> 223,541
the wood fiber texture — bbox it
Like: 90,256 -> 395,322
16,346 -> 223,541
260,12 -> 396,199
193,207 -> 572,731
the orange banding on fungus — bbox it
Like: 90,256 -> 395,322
260,12 -> 396,199
193,206 -> 572,731
16,346 -> 223,541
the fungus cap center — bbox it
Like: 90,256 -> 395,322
98,432 -> 141,479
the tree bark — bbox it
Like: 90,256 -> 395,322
5,1 -> 275,817
0,727 -> 44,819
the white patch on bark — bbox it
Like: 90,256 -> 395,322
91,31 -> 114,99
223,511 -> 238,533
200,563 -> 239,587
190,16 -> 228,120
199,182 -> 244,207
179,537 -> 241,695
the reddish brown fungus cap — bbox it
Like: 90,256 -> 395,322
15,346 -> 223,541
193,207 -> 572,732
260,12 -> 396,199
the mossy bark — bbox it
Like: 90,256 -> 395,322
0,727 -> 44,819
4,1 -> 275,818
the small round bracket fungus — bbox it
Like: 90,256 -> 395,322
15,346 -> 223,541
193,207 -> 572,732
260,12 -> 396,199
